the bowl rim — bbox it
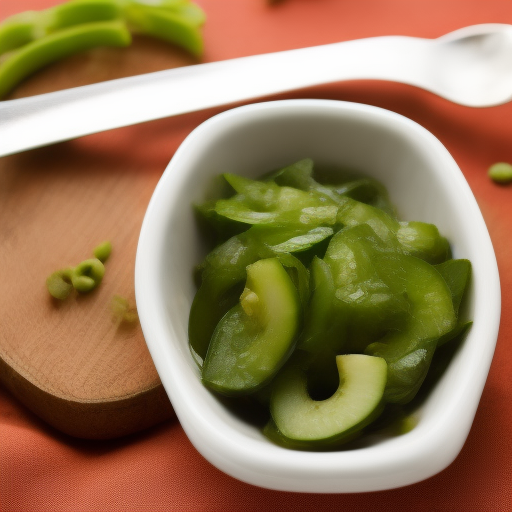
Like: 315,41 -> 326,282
135,99 -> 501,493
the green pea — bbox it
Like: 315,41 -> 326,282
488,162 -> 512,184
72,258 -> 105,293
93,240 -> 112,262
46,268 -> 74,300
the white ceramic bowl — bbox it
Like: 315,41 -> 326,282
135,100 -> 500,493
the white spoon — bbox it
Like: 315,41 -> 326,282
0,23 -> 511,157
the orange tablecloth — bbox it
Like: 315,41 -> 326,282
1,1 -> 511,510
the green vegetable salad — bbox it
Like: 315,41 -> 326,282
189,159 -> 472,450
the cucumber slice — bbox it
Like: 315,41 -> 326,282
202,258 -> 301,396
270,354 -> 387,446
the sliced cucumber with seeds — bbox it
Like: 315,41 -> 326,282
270,354 -> 387,447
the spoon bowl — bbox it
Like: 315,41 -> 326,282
428,24 -> 512,106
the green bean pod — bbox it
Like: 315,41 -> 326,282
47,0 -> 123,32
0,12 -> 40,55
0,20 -> 131,99
0,0 -> 205,98
0,1 -> 123,56
123,2 -> 204,56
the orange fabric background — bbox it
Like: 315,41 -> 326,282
1,1 -> 512,510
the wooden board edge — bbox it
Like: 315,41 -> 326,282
0,354 -> 175,439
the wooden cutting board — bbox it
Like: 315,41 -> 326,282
0,36 -> 198,439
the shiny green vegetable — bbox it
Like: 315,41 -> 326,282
488,162 -> 512,184
123,1 -> 204,56
0,0 -> 205,99
0,20 -> 131,99
0,12 -> 39,55
48,0 -> 122,32
190,159 -> 472,449
270,354 -> 387,448
71,258 -> 105,292
46,268 -> 74,300
46,242 -> 113,299
364,253 -> 456,404
93,240 -> 112,262
202,258 -> 301,396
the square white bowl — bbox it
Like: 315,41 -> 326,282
135,99 -> 500,493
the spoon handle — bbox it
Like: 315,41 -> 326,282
0,35 -> 431,157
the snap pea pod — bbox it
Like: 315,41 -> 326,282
335,196 -> 451,263
122,1 -> 205,56
299,256 -> 340,354
0,0 -> 124,58
0,12 -> 39,55
48,0 -> 122,32
0,0 -> 205,99
215,178 -> 338,227
268,158 -> 316,191
303,229 -> 469,403
0,20 -> 131,99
